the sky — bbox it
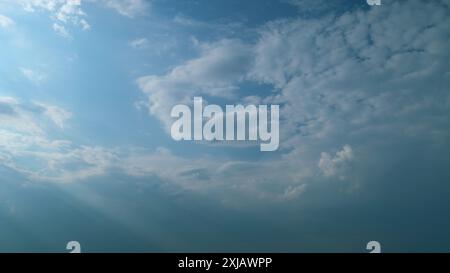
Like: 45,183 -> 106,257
0,0 -> 450,252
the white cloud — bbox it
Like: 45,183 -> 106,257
0,97 -> 72,134
0,14 -> 14,28
54,0 -> 86,23
13,0 -> 89,38
282,184 -> 307,200
33,102 -> 72,129
52,23 -> 71,38
319,145 -> 354,179
101,0 -> 148,17
4,0 -> 148,38
129,38 -> 149,49
121,147 -> 312,201
5,0 -> 148,38
0,96 -> 115,183
249,0 -> 450,151
19,67 -> 47,85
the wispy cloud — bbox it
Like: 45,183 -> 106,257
129,38 -> 149,49
52,23 -> 71,39
0,96 -> 113,183
33,102 -> 72,129
5,0 -> 148,38
19,67 -> 47,85
0,95 -> 312,201
101,0 -> 149,17
0,14 -> 14,29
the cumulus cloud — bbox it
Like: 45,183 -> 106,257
319,145 -> 354,179
15,0 -> 90,38
133,0 -> 450,202
145,0 -> 450,138
250,0 -> 450,156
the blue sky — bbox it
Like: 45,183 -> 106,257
1,0 -> 450,252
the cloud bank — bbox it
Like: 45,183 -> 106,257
2,0 -> 450,204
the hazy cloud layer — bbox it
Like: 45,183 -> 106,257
1,0 -> 450,204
